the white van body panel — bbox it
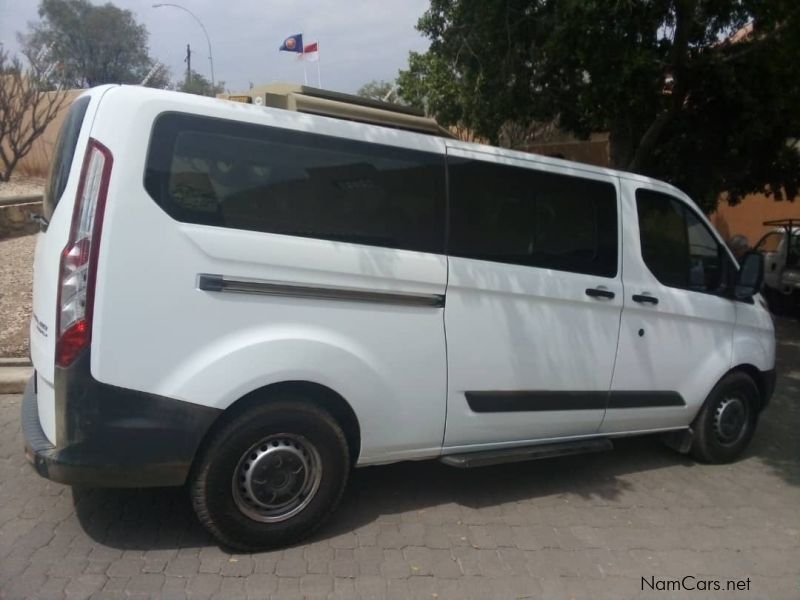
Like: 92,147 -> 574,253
603,178 -> 739,433
442,145 -> 624,449
732,298 -> 776,372
87,87 -> 448,465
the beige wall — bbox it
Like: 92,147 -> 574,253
12,89 -> 82,178
710,193 -> 800,247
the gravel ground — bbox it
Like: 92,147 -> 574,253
0,177 -> 43,358
0,234 -> 36,358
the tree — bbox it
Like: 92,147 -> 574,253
178,71 -> 224,97
356,80 -> 397,103
20,0 -> 162,88
0,48 -> 68,181
397,52 -> 463,123
400,0 -> 800,211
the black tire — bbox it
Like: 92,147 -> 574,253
690,372 -> 760,463
190,398 -> 350,551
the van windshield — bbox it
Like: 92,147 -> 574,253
43,96 -> 90,221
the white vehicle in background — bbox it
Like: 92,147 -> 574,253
754,219 -> 800,313
23,84 -> 776,550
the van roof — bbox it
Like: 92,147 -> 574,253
97,84 -> 690,202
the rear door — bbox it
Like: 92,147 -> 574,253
604,181 -> 737,434
443,147 -> 623,451
29,90 -> 105,445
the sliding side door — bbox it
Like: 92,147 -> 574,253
443,147 -> 623,451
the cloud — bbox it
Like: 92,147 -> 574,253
0,0 -> 430,93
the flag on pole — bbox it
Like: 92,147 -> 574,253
279,34 -> 303,53
302,42 -> 319,62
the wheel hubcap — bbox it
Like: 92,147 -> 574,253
232,434 -> 322,523
713,396 -> 748,446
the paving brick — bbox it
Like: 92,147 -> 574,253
303,543 -> 333,574
243,573 -> 278,599
165,555 -> 201,577
379,549 -> 410,580
37,575 -> 69,598
105,558 -> 144,578
326,548 -> 358,578
185,573 -> 221,599
1,573 -> 47,599
64,574 -> 106,599
274,555 -> 306,577
125,573 -> 165,594
221,556 -> 254,577
218,576 -> 246,599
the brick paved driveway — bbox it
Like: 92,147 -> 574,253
1,321 -> 799,599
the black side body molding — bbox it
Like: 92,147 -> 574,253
465,390 -> 686,413
22,351 -> 221,488
198,273 -> 445,308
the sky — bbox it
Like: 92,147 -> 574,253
0,0 -> 431,94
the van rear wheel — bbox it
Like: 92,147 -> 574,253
690,372 -> 759,464
190,399 -> 350,551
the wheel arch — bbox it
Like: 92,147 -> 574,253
726,363 -> 770,412
195,380 -> 362,467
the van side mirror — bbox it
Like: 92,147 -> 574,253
734,252 -> 764,300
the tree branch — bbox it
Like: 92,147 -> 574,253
628,0 -> 695,172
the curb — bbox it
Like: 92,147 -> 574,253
0,358 -> 33,394
0,194 -> 43,208
0,357 -> 32,367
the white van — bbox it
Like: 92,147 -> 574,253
23,86 -> 775,550
754,219 -> 800,312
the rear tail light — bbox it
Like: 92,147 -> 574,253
55,139 -> 113,367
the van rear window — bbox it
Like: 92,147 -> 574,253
144,112 -> 446,254
43,96 -> 90,220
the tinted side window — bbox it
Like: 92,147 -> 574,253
43,96 -> 91,220
636,189 -> 730,294
448,159 -> 618,277
144,113 -> 446,254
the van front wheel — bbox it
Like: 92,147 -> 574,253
190,399 -> 350,551
690,372 -> 759,464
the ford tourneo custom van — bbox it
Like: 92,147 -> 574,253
23,85 -> 776,550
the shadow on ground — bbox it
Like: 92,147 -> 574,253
749,316 -> 800,487
72,435 -> 693,552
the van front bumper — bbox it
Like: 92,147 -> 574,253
22,353 -> 221,488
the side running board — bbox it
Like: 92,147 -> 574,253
439,438 -> 613,469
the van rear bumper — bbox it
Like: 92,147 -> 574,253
22,353 -> 221,488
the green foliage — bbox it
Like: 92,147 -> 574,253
178,71 -> 224,97
20,0 -> 161,88
402,0 -> 800,211
397,52 -> 464,125
356,80 -> 397,102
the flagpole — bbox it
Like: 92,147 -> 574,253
303,58 -> 308,85
317,46 -> 322,87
